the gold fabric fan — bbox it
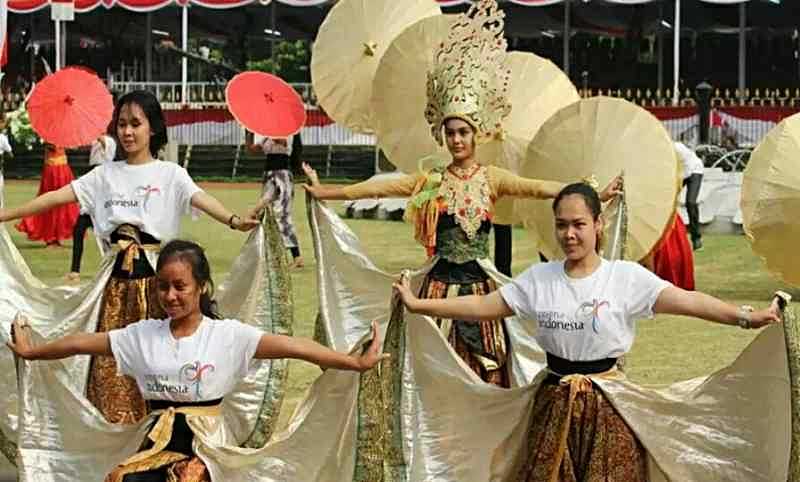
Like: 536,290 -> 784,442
517,97 -> 680,262
370,14 -> 456,171
741,113 -> 800,286
310,0 -> 440,134
477,52 -> 579,224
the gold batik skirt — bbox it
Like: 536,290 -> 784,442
419,276 -> 509,388
86,238 -> 164,425
518,374 -> 647,482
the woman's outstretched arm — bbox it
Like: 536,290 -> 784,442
393,277 -> 513,322
0,184 -> 77,222
302,162 -> 418,201
6,317 -> 111,360
253,320 -> 389,372
653,286 -> 782,329
190,190 -> 262,232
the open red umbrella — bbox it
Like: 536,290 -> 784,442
225,71 -> 306,137
26,67 -> 114,148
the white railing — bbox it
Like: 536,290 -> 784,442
108,81 -> 316,108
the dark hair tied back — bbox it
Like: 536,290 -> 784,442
112,90 -> 168,157
552,182 -> 604,254
157,239 -> 221,320
552,182 -> 602,220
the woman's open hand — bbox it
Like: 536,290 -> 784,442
301,162 -> 323,199
747,297 -> 783,329
352,320 -> 390,371
599,174 -> 624,202
392,275 -> 418,312
6,314 -> 34,359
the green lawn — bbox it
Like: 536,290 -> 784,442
3,179 -> 797,429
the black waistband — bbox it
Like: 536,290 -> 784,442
148,398 -> 223,410
110,224 -> 160,245
265,153 -> 291,171
109,225 -> 160,279
546,353 -> 616,377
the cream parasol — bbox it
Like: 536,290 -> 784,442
310,0 -> 440,134
741,113 -> 800,286
517,96 -> 680,262
370,14 -> 455,171
477,52 -> 579,224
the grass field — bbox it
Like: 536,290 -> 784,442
3,179 -> 798,431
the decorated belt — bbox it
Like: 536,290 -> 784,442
109,224 -> 161,275
118,401 -> 222,467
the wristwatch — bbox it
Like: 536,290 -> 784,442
737,305 -> 754,329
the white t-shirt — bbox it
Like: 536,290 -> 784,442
674,141 -> 704,179
500,260 -> 671,361
89,135 -> 117,166
71,160 -> 202,242
0,133 -> 12,155
109,317 -> 264,402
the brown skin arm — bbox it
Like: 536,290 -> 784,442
254,320 -> 389,372
394,277 -> 781,329
301,162 -> 418,200
393,278 -> 513,322
653,286 -> 781,328
7,316 -> 112,360
0,184 -> 77,222
301,162 -> 349,200
190,191 -> 262,232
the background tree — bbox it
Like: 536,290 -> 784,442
246,40 -> 310,83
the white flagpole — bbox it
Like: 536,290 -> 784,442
738,3 -> 746,102
181,5 -> 188,104
55,20 -> 61,70
672,0 -> 680,106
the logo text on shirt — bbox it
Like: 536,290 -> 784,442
535,311 -> 585,331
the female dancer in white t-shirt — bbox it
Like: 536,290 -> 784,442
7,239 -> 386,481
0,91 -> 262,425
393,182 -> 781,481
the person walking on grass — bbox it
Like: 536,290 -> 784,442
674,140 -> 704,251
255,133 -> 304,269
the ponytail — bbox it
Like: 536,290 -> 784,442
199,292 -> 221,320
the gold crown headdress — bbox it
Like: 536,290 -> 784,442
424,0 -> 512,146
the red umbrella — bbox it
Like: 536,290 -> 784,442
225,71 -> 306,137
26,67 -> 114,148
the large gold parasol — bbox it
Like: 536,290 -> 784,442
370,14 -> 455,171
517,97 -> 680,262
477,52 -> 579,224
311,0 -> 440,134
741,113 -> 800,286
477,52 -> 579,177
